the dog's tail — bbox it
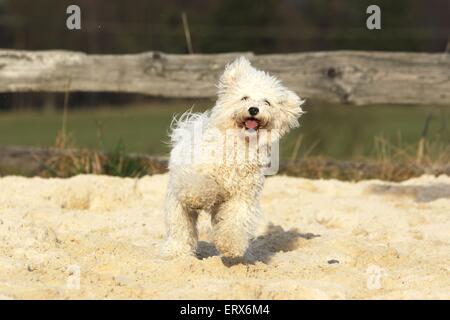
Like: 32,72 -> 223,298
169,108 -> 209,145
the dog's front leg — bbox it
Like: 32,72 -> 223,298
161,191 -> 199,258
211,197 -> 259,259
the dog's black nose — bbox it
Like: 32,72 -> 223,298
248,107 -> 259,116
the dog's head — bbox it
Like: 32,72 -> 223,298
209,56 -> 304,138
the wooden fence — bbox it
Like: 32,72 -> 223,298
1,49 -> 449,105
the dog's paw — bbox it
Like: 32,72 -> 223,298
214,237 -> 248,259
221,250 -> 256,266
160,240 -> 196,259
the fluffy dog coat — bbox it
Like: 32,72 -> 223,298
162,57 -> 304,259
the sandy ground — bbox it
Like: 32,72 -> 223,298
0,173 -> 449,300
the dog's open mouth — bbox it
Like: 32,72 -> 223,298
243,117 -> 260,130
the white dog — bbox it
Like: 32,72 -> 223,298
161,56 -> 304,260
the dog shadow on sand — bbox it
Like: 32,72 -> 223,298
367,182 -> 450,203
197,223 -> 320,266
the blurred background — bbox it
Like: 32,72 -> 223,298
0,0 -> 449,178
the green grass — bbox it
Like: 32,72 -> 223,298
287,102 -> 449,160
0,100 -> 449,160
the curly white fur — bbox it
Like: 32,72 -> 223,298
161,57 -> 304,259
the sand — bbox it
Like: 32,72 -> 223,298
0,173 -> 449,299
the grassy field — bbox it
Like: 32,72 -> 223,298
0,100 -> 449,160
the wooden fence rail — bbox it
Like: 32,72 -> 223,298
0,49 -> 449,105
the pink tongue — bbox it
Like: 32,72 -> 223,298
245,119 -> 258,130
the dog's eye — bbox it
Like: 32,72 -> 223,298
241,96 -> 249,101
264,99 -> 271,106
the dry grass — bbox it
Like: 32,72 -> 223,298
282,133 -> 450,181
42,138 -> 165,178
36,134 -> 449,181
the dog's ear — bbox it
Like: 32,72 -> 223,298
275,89 -> 305,133
280,89 -> 305,117
218,56 -> 252,90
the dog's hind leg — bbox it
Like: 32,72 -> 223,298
161,191 -> 199,258
211,197 -> 259,259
